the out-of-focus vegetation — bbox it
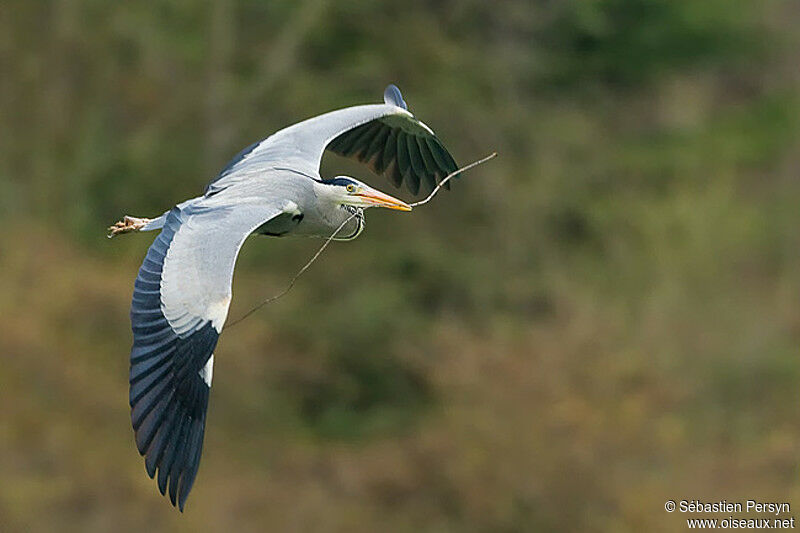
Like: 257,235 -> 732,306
1,1 -> 800,531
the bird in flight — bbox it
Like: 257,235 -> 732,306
109,85 -> 458,510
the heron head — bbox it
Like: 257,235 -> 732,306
323,176 -> 412,211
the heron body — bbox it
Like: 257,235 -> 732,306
113,85 -> 457,510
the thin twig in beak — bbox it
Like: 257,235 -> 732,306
409,152 -> 498,207
228,152 -> 498,327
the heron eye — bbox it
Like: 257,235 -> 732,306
346,184 -> 356,193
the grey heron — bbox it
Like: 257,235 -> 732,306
110,85 -> 458,510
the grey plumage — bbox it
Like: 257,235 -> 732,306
119,85 -> 457,510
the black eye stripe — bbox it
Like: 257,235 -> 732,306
321,177 -> 358,187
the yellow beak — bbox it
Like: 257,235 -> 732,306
356,189 -> 412,211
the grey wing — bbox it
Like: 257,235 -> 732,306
129,197 -> 282,510
207,85 -> 457,197
326,106 -> 457,196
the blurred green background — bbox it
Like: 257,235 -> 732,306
1,0 -> 800,531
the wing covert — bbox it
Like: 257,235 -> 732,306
129,197 -> 282,510
207,85 -> 458,197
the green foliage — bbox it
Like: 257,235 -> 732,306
1,0 -> 800,531
539,0 -> 765,90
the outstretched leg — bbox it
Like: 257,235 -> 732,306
108,199 -> 200,238
107,216 -> 154,238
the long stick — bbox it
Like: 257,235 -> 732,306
409,152 -> 497,208
227,152 -> 498,327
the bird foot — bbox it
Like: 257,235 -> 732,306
108,216 -> 151,238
